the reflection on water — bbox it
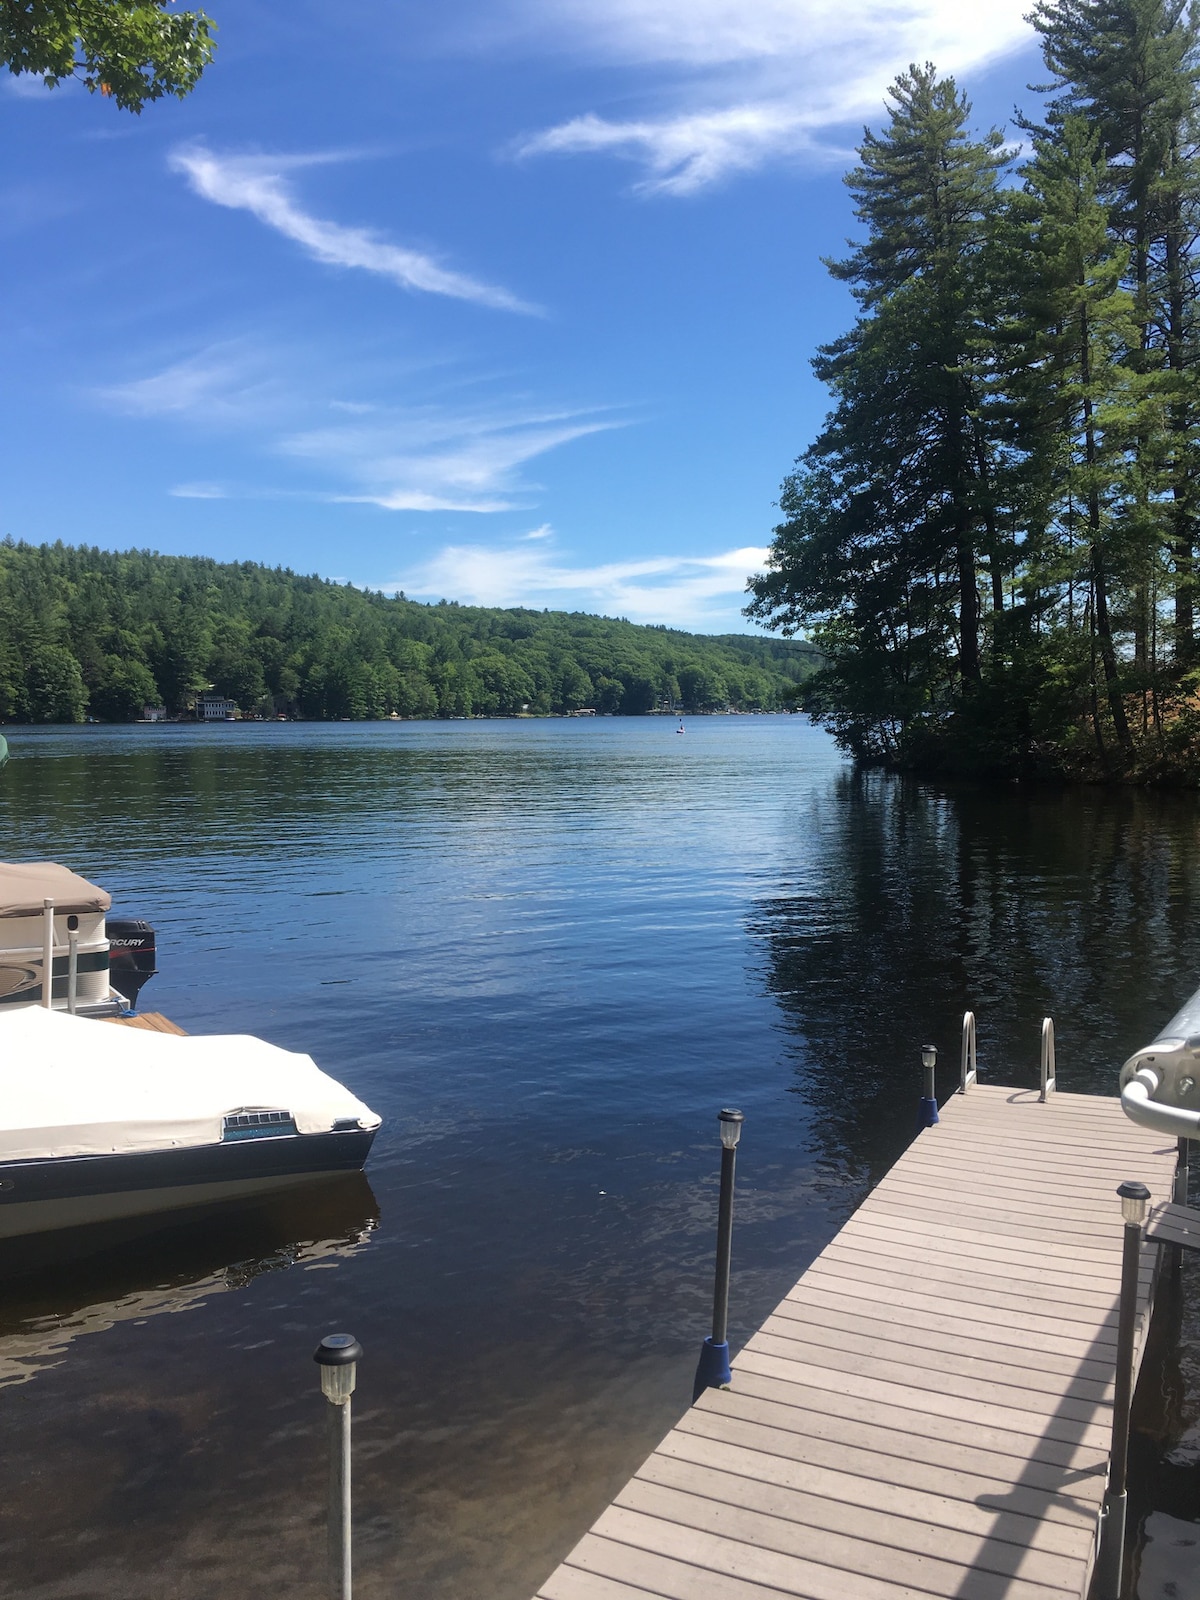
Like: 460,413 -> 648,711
0,722 -> 1196,1597
751,768 -> 1200,1193
0,1177 -> 378,1390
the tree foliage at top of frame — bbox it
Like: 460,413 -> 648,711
1,0 -> 214,111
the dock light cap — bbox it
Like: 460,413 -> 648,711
718,1108 -> 744,1149
921,1045 -> 937,1070
1117,1180 -> 1151,1227
314,1333 -> 362,1403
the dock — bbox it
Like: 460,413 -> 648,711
535,1082 -> 1178,1600
102,1011 -> 187,1035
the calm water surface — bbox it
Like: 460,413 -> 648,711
0,718 -> 1197,1598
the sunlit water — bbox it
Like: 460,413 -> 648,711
0,719 -> 1196,1597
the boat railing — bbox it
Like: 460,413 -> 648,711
1119,980 -> 1200,1141
67,925 -> 79,1013
1,899 -> 87,1014
42,897 -> 53,1010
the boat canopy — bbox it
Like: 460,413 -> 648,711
0,1007 -> 380,1162
0,862 -> 111,919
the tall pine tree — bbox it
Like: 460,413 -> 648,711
1015,116 -> 1150,759
1032,0 -> 1200,674
749,65 -> 1009,755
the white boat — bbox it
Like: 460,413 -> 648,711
0,1007 -> 381,1239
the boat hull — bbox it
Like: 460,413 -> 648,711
0,1127 -> 376,1239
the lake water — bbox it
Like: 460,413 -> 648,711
0,718 -> 1197,1598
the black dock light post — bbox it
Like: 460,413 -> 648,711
917,1044 -> 939,1129
693,1108 -> 744,1403
1097,1180 -> 1151,1600
314,1333 -> 363,1600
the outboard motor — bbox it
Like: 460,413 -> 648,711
107,918 -> 157,1009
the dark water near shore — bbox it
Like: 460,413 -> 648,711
0,718 -> 1197,1598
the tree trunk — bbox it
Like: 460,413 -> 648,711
973,428 -> 1005,616
1165,157 -> 1197,663
1091,542 -> 1131,751
957,530 -> 981,684
1080,303 -> 1132,755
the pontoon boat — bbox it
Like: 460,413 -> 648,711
0,1007 -> 381,1239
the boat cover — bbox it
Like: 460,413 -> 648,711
0,1007 -> 381,1162
0,863 -> 111,919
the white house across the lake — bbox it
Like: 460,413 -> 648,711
195,694 -> 239,722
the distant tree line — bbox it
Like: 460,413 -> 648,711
0,541 -> 815,722
749,0 -> 1200,783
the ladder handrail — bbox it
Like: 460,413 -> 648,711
960,1011 -> 977,1093
1040,1017 -> 1056,1102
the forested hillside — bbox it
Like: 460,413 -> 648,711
749,1 -> 1200,784
0,541 -> 814,721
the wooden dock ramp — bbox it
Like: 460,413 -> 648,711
536,1084 -> 1177,1600
102,1011 -> 188,1035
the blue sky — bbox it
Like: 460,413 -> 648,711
3,0 -> 1044,631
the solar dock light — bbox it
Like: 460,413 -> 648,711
1096,1180 -> 1151,1600
917,1044 -> 939,1128
314,1333 -> 363,1600
693,1108 -> 744,1403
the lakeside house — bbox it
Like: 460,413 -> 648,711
195,694 -> 239,722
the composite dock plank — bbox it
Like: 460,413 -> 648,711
534,1084 -> 1176,1600
675,1399 -> 1107,1507
639,1443 -> 1095,1557
751,1321 -> 1114,1405
840,1212 -> 1125,1265
651,1431 -> 1098,1545
768,1299 -> 1117,1381
610,1483 -> 1079,1599
1148,1199 -> 1200,1250
784,1275 -> 1123,1351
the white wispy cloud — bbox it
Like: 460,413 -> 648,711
517,104 -> 834,193
170,481 -> 228,499
3,72 -> 68,100
390,536 -> 769,627
168,145 -> 538,313
510,0 -> 1035,193
511,0 -> 1027,70
93,339 -> 622,513
97,343 -> 286,422
282,405 -> 623,512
